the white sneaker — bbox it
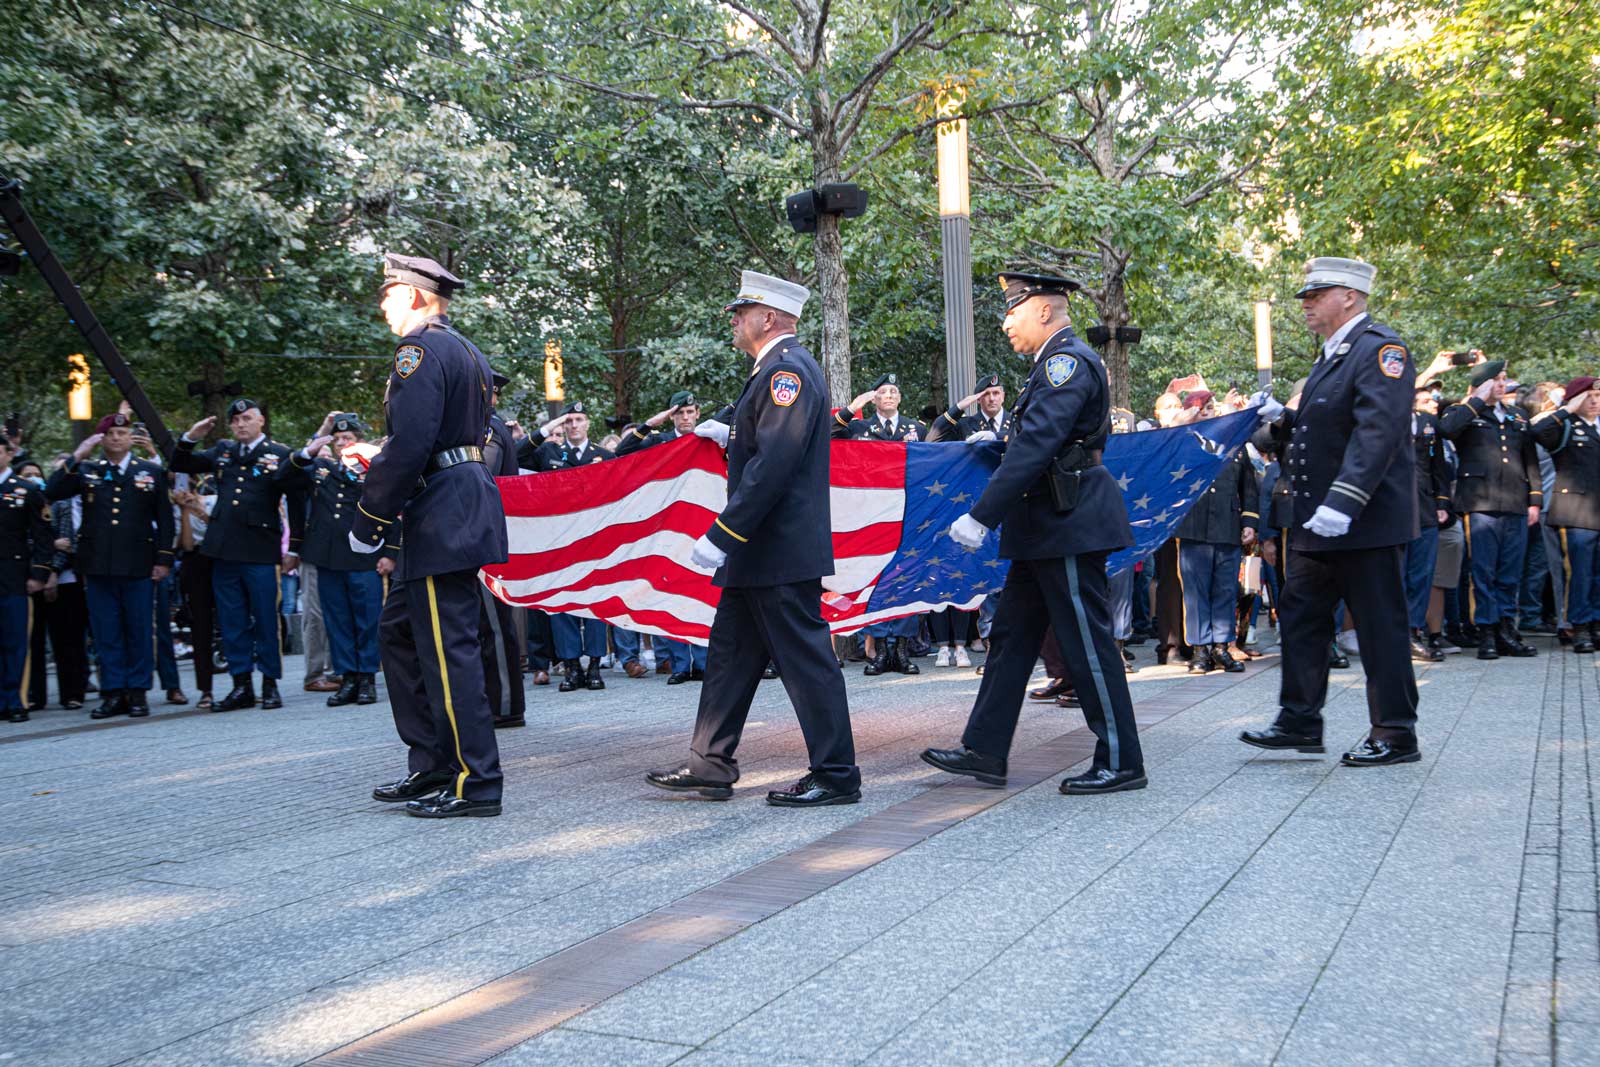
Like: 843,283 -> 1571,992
934,647 -> 953,667
954,646 -> 972,668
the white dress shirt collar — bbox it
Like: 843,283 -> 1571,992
1321,312 -> 1369,360
751,333 -> 796,376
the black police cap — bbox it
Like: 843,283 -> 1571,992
998,271 -> 1081,310
491,370 -> 511,391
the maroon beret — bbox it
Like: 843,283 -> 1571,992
95,412 -> 130,434
1565,376 -> 1596,402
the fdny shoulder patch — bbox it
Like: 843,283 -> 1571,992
394,344 -> 425,379
1378,344 -> 1407,379
1045,353 -> 1077,387
770,370 -> 801,407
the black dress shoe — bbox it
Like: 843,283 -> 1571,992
1060,766 -> 1148,794
586,670 -> 606,690
126,691 -> 150,718
1494,621 -> 1538,657
644,767 -> 733,800
1056,691 -> 1081,708
1328,644 -> 1350,669
1477,630 -> 1500,660
372,770 -> 455,803
356,673 -> 378,704
891,638 -> 920,675
862,648 -> 889,676
762,662 -> 779,680
666,671 -> 693,685
1187,649 -> 1215,674
327,676 -> 360,707
217,677 -> 256,711
492,715 -> 526,728
690,667 -> 705,681
1340,737 -> 1421,767
1239,725 -> 1325,753
558,661 -> 586,692
1212,644 -> 1245,673
1410,634 -> 1443,662
921,745 -> 1007,785
260,678 -> 283,709
767,773 -> 861,807
1575,635 -> 1596,654
1029,678 -> 1068,701
8,709 -> 28,723
91,690 -> 129,720
406,794 -> 501,818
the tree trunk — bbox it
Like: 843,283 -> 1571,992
607,306 -> 634,419
1097,258 -> 1132,410
810,121 -> 852,406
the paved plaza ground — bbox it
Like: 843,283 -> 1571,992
3,632 -> 1597,1067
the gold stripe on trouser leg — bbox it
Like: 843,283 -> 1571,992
1463,515 -> 1475,621
275,565 -> 284,662
424,576 -> 470,799
1561,528 -> 1573,627
1173,538 -> 1187,644
20,596 -> 34,706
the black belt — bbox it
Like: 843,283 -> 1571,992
423,446 -> 483,475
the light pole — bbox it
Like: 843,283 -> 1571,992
67,351 -> 93,443
543,338 -> 564,422
1253,299 -> 1274,391
936,85 -> 976,407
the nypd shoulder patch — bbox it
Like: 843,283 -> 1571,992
770,370 -> 801,407
394,344 -> 425,379
1045,353 -> 1077,388
1378,344 -> 1407,379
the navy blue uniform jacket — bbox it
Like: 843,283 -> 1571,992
1534,410 -> 1600,530
45,457 -> 175,576
1264,317 -> 1418,550
967,327 -> 1132,560
351,315 -> 508,581
1440,396 -> 1543,515
703,337 -> 834,588
170,436 -> 306,564
291,453 -> 379,571
0,471 -> 54,596
1412,411 -> 1453,529
1176,450 -> 1259,545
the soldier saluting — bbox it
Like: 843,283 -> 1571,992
356,253 -> 509,819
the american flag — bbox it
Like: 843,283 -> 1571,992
480,407 -> 1262,645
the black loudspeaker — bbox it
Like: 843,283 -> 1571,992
0,250 -> 20,277
785,190 -> 819,233
1117,327 -> 1143,344
817,183 -> 868,218
1086,325 -> 1112,346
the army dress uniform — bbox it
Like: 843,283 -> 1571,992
650,272 -> 860,804
1404,410 -> 1454,649
1245,258 -> 1420,764
292,422 -> 382,706
355,254 -> 508,816
1175,448 -> 1259,673
0,464 -> 54,721
1533,376 -> 1600,650
924,273 -> 1145,794
926,371 -> 1013,443
1439,361 -> 1543,657
616,389 -> 697,456
170,400 -> 308,708
479,390 -> 525,725
45,415 -> 176,718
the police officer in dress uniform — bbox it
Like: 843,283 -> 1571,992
832,373 -> 929,674
1240,257 -> 1422,766
1405,387 -> 1454,662
1533,375 -> 1600,652
357,253 -> 509,819
921,271 -> 1148,795
1439,359 -> 1544,658
45,413 -> 175,719
646,270 -> 862,807
927,372 -> 1012,442
1176,444 -> 1259,675
292,414 -> 382,707
0,437 -> 54,722
171,398 -> 307,711
480,370 -> 526,728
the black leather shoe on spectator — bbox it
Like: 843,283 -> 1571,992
1187,648 -> 1215,674
91,690 -> 128,720
767,773 -> 860,807
1575,634 -> 1596,654
372,770 -> 454,802
126,691 -> 150,718
1328,643 -> 1350,669
1410,633 -> 1443,662
356,674 -> 378,704
1240,725 -> 1325,753
327,676 -> 360,707
215,678 -> 254,711
1060,766 -> 1148,794
1212,644 -> 1245,673
920,745 -> 1007,786
558,661 -> 586,692
1340,738 -> 1421,767
666,671 -> 693,685
492,715 -> 526,729
260,678 -> 282,709
9,709 -> 30,723
1029,678 -> 1068,701
406,794 -> 501,818
586,670 -> 606,690
645,767 -> 733,800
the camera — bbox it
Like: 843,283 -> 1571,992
1448,350 -> 1478,366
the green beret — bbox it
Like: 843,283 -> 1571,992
1471,360 -> 1507,388
669,390 -> 697,408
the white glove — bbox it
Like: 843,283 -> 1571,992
348,531 -> 383,555
1249,389 -> 1285,421
1303,505 -> 1351,538
690,534 -> 727,571
693,420 -> 731,447
965,429 -> 997,443
949,512 -> 990,548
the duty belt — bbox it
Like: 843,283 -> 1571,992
423,446 -> 484,475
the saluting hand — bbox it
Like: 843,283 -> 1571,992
186,416 -> 216,440
646,406 -> 676,429
956,390 -> 986,411
73,433 -> 104,461
848,389 -> 877,414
